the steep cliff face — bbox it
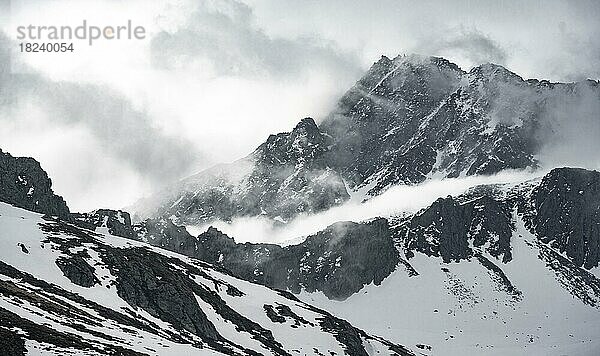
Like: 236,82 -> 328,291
0,149 -> 69,218
321,57 -> 545,196
523,167 -> 600,269
321,55 -> 466,189
399,195 -> 514,263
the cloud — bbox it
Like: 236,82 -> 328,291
246,0 -> 600,82
150,0 -> 361,80
188,170 -> 539,244
547,21 -> 600,81
0,32 -> 200,210
420,28 -> 507,67
536,81 -> 600,169
1,0 -> 599,213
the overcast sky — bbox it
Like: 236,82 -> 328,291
0,0 -> 599,211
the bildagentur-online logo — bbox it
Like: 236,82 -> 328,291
16,20 -> 146,46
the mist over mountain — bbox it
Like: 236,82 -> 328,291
1,44 -> 600,354
132,54 -> 600,232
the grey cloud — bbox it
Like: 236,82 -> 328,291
537,81 -> 600,169
150,0 -> 362,80
0,32 -> 199,184
421,28 -> 507,66
549,22 -> 600,81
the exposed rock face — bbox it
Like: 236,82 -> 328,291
133,216 -> 200,253
100,247 -> 222,342
399,195 -> 514,263
55,254 -> 99,288
524,168 -> 600,269
131,218 -> 399,300
281,219 -> 398,299
245,118 -> 349,220
321,57 -> 546,196
0,328 -> 26,356
321,55 -> 465,190
71,209 -> 135,238
0,149 -> 69,218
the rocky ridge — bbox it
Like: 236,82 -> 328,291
132,217 -> 398,300
126,168 -> 600,307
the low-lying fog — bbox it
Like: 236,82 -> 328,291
186,169 -> 541,245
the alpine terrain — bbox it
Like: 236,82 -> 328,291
0,148 -> 414,355
1,53 -> 600,356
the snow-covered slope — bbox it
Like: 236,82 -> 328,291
301,213 -> 600,355
0,202 -> 414,356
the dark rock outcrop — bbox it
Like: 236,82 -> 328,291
399,195 -> 514,263
0,149 -> 69,218
133,217 -> 202,255
321,55 -> 465,190
0,328 -> 26,356
134,118 -> 349,225
55,254 -> 99,288
525,167 -> 600,269
101,247 -> 221,342
71,209 -> 135,238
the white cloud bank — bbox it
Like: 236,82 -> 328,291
188,170 -> 541,244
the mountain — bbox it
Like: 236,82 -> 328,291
318,168 -> 600,354
2,134 -> 600,355
126,168 -> 600,304
3,52 -> 600,355
321,56 -> 541,194
521,167 -> 600,269
0,150 -> 415,356
132,54 -> 600,226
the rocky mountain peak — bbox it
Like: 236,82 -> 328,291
199,226 -> 236,245
393,53 -> 465,73
132,54 -> 597,226
255,117 -> 329,168
293,117 -> 319,133
0,148 -> 70,219
468,63 -> 524,84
